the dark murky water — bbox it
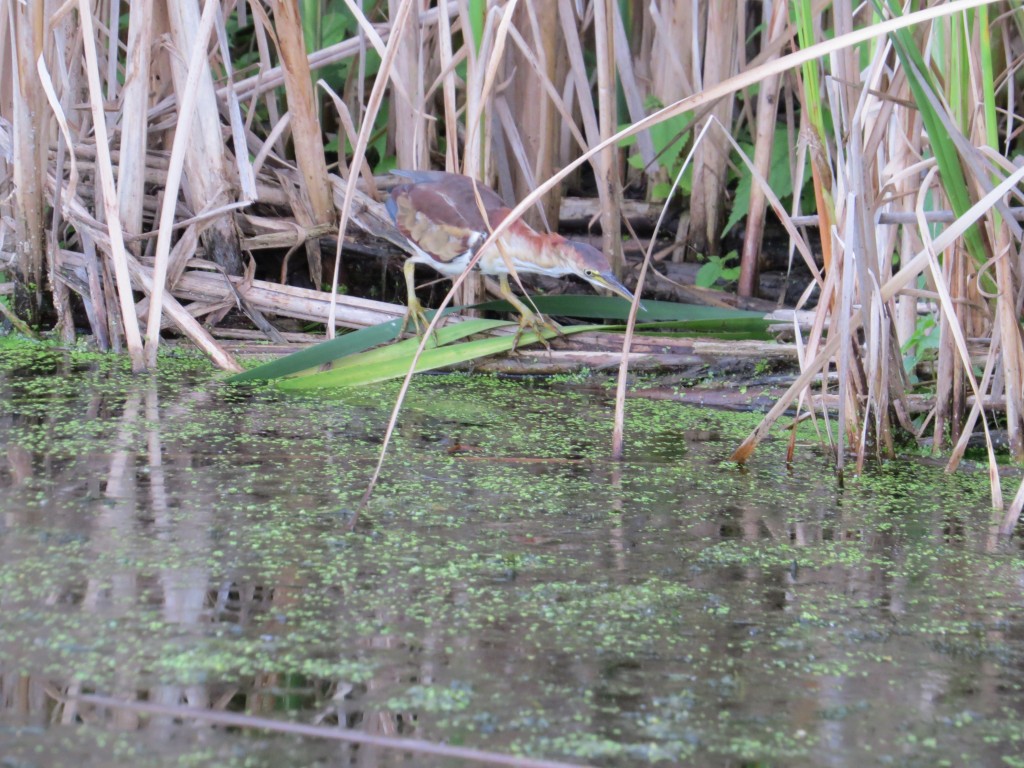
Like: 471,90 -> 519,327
1,345 -> 1022,767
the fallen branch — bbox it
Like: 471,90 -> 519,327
67,693 -> 589,768
59,250 -> 405,330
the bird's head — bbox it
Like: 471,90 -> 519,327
560,240 -> 638,305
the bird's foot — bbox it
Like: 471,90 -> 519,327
399,299 -> 438,344
511,311 -> 563,352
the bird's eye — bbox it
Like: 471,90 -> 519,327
585,269 -> 595,277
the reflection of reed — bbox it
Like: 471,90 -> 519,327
150,377 -> 216,732
145,384 -> 169,522
0,378 -> 469,762
90,390 -> 144,729
4,443 -> 32,486
103,391 -> 141,501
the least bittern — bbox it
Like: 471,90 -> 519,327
385,170 -> 636,340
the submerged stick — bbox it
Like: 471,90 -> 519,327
67,694 -> 591,768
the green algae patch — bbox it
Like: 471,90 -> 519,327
0,359 -> 1022,767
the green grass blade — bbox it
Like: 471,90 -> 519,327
234,295 -> 771,386
468,0 -> 485,52
277,323 -> 604,390
977,6 -> 998,150
230,309 -> 456,383
474,294 -> 767,323
229,318 -> 405,383
792,0 -> 825,139
292,318 -> 512,378
875,0 -> 987,266
632,319 -> 773,338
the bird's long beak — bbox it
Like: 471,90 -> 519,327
594,271 -> 647,312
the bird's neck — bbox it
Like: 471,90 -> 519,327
484,221 -> 571,276
501,220 -> 565,255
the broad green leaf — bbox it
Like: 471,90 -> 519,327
278,323 -> 604,390
286,319 -> 511,379
229,316 -> 407,383
724,129 -> 807,236
696,253 -> 741,288
633,320 -> 772,338
474,295 -> 767,324
234,296 -> 771,388
619,97 -> 693,193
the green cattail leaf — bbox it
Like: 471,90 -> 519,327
233,295 -> 771,387
874,0 -> 987,267
230,308 -> 471,383
277,322 -> 604,390
475,295 -> 769,326
468,0 -> 486,53
285,318 -> 512,380
229,317 -> 405,383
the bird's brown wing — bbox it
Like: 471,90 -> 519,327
387,174 -> 510,265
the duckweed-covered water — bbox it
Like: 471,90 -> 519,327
1,343 -> 1022,767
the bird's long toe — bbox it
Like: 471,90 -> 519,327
511,311 -> 562,352
400,298 -> 431,338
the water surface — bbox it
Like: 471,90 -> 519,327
1,345 -> 1022,766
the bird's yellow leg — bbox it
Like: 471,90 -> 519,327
400,260 -> 431,337
498,274 -> 561,350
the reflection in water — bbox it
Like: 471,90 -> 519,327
0,350 -> 1022,767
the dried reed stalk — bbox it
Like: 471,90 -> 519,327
505,0 -> 562,230
163,0 -> 243,277
327,0 -> 417,335
268,0 -> 336,289
592,0 -> 623,274
145,0 -> 223,369
57,249 -> 403,330
117,0 -> 155,249
77,0 -> 146,371
389,0 -> 430,170
688,0 -> 740,258
738,2 -> 788,297
8,1 -> 48,321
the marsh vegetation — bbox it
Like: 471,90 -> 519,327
2,1 -> 1024,762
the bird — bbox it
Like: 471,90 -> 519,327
384,170 -> 637,342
